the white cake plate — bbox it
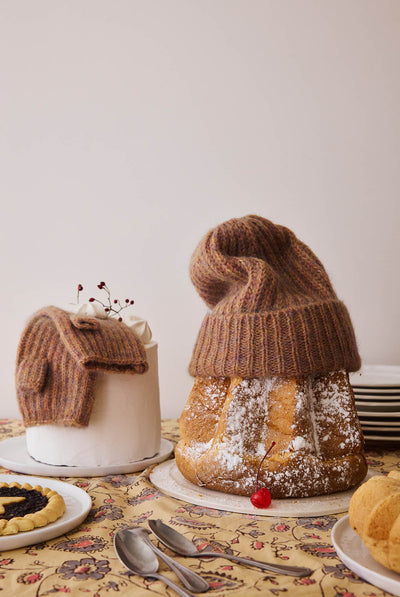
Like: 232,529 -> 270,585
0,435 -> 174,477
350,365 -> 400,388
332,516 -> 400,596
0,473 -> 92,551
150,460 -> 377,517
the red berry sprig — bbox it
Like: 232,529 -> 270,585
77,284 -> 83,303
79,281 -> 134,320
250,441 -> 276,509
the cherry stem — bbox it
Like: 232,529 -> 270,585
255,441 -> 276,491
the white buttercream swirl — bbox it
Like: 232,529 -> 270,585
68,302 -> 108,319
122,314 -> 152,344
68,303 -> 153,344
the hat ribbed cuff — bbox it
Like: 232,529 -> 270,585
189,300 -> 361,378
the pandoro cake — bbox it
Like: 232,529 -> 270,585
176,215 -> 366,498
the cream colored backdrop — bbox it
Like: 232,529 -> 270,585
1,0 -> 399,419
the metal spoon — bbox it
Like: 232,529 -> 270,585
148,519 -> 313,578
130,527 -> 209,592
114,527 -> 197,597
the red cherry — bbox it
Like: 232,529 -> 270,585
250,440 -> 276,509
250,488 -> 271,509
89,297 -> 95,302
77,284 -> 83,291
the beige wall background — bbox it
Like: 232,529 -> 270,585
1,0 -> 399,420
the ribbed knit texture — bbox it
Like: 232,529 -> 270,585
16,306 -> 148,427
189,215 -> 361,378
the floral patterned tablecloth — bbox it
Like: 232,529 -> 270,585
0,418 -> 399,597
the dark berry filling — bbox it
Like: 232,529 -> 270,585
0,487 -> 49,520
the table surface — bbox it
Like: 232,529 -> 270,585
0,418 -> 399,597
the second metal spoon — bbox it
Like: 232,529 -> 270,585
148,519 -> 313,577
131,527 -> 209,592
114,527 -> 196,597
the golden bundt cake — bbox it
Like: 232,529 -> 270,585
175,370 -> 367,498
349,471 -> 400,573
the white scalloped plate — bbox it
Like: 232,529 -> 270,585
150,460 -> 376,517
331,516 -> 400,596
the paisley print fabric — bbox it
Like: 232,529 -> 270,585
0,418 -> 398,596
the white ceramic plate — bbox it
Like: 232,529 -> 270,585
362,434 -> 400,442
350,365 -> 400,388
358,411 -> 400,418
361,426 -> 400,432
361,419 -> 400,427
359,414 -> 400,423
331,515 -> 400,596
354,389 -> 400,397
0,473 -> 92,551
150,460 -> 375,517
0,436 -> 174,477
355,401 -> 400,412
361,425 -> 400,433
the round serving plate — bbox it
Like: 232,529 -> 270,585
0,474 -> 92,551
360,418 -> 400,427
353,389 -> 400,397
350,365 -> 400,389
359,416 -> 400,426
0,435 -> 174,477
355,401 -> 400,412
331,516 -> 400,596
361,425 -> 400,432
150,460 -> 376,517
358,411 -> 400,419
362,432 -> 400,441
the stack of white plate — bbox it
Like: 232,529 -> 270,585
349,365 -> 400,446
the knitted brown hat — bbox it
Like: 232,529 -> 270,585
16,306 -> 148,427
189,215 -> 361,378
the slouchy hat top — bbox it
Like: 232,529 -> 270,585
189,215 -> 361,378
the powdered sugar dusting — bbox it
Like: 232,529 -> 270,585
201,377 -> 227,402
312,370 -> 363,454
290,436 -> 309,451
181,439 -> 212,459
213,377 -> 273,471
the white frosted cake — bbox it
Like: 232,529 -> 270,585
24,304 -> 161,467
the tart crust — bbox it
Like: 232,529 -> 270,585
0,482 -> 65,535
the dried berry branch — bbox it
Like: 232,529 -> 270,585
76,281 -> 134,320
